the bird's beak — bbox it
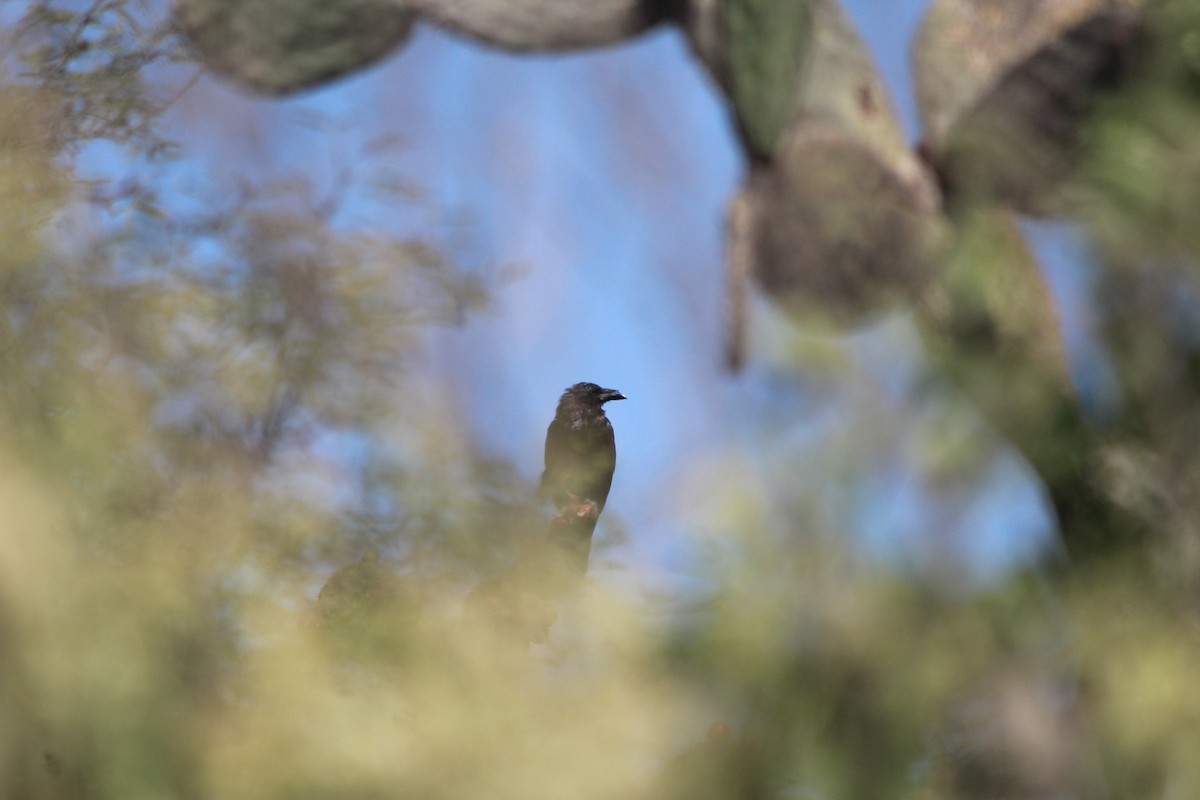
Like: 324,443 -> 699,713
600,388 -> 627,403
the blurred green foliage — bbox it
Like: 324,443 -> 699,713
1,2 -> 1200,800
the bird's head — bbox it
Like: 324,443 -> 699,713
565,382 -> 626,407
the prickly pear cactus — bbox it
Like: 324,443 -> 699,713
720,0 -> 813,159
176,0 -> 415,94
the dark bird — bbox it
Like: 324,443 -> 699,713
540,382 -> 626,524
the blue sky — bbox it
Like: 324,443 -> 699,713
79,1 -> 1088,588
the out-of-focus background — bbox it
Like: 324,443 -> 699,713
99,0 -> 1054,585
2,0 -> 1199,798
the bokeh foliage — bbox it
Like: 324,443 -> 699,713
2,2 -> 1200,800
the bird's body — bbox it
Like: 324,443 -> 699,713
540,382 -> 625,521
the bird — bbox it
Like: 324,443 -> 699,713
540,382 -> 626,525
